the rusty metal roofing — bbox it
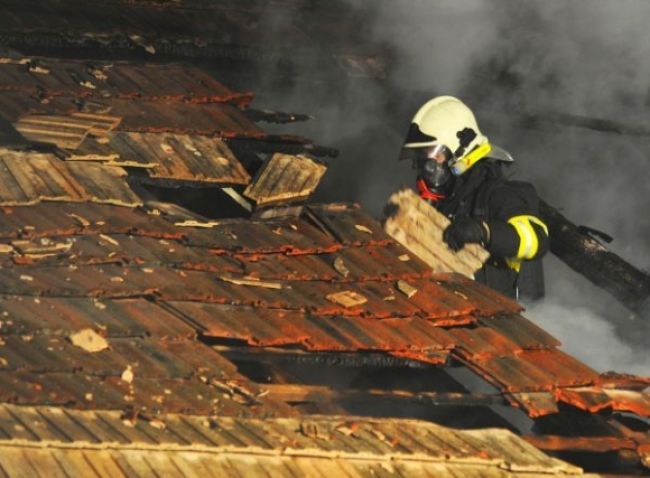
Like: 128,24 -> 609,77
0,404 -> 593,478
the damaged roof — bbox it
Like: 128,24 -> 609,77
0,19 -> 646,477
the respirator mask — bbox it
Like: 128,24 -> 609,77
401,143 -> 454,190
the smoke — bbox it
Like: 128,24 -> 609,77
247,0 -> 650,373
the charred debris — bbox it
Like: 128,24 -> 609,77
0,1 -> 647,476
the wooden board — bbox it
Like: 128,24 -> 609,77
13,113 -> 121,149
383,188 -> 489,278
243,153 -> 327,206
0,148 -> 141,207
71,132 -> 251,184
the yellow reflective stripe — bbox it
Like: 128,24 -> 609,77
524,215 -> 549,235
463,143 -> 492,169
507,215 -> 548,260
506,258 -> 522,272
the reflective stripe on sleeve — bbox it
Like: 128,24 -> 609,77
507,215 -> 549,260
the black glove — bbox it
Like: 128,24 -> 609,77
443,216 -> 488,251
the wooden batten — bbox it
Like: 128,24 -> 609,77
383,188 -> 489,278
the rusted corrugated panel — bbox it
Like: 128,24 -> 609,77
0,297 -> 195,339
384,188 -> 490,278
244,153 -> 327,206
0,404 -> 589,477
0,57 -> 252,106
167,301 -> 455,353
72,131 -> 251,185
465,349 -> 600,393
0,149 -> 141,207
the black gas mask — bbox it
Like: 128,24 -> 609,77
401,144 -> 455,194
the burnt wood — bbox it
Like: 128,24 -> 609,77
540,200 -> 650,315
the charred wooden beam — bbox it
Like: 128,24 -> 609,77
516,112 -> 650,138
263,383 -> 508,407
523,434 -> 637,453
244,109 -> 314,124
540,200 -> 650,315
212,345 -> 435,369
226,137 -> 339,159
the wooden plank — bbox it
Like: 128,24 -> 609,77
14,113 -> 122,149
383,188 -> 489,278
244,153 -> 327,206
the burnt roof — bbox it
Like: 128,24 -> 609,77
0,5 -> 647,475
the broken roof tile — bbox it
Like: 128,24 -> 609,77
0,297 -> 195,339
168,301 -> 455,353
466,349 -> 600,393
71,132 -> 252,186
0,57 -> 253,106
244,153 -> 327,207
0,149 -> 141,207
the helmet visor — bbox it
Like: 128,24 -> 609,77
399,143 -> 453,169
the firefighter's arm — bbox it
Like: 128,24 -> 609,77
484,184 -> 549,262
485,215 -> 549,260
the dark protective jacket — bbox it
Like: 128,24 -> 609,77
435,159 -> 549,299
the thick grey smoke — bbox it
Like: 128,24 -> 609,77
254,0 -> 650,374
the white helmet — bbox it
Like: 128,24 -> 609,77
402,96 -> 495,175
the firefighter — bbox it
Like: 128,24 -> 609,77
399,96 -> 549,300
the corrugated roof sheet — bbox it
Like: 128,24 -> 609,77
0,404 -> 593,478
